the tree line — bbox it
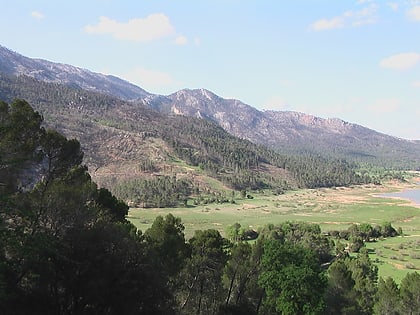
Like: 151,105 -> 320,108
113,175 -> 192,208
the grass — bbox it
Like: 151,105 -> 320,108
366,235 -> 420,282
128,179 -> 420,282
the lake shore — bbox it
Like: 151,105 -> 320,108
372,176 -> 420,209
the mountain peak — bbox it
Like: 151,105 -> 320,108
172,88 -> 219,101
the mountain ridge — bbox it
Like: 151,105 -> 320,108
143,87 -> 420,167
1,44 -> 419,169
0,44 -> 151,100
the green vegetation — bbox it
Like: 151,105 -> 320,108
1,100 -> 172,314
2,99 -> 420,314
128,182 -> 420,281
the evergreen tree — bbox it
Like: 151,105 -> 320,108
346,248 -> 378,315
399,272 -> 420,315
177,229 -> 229,315
374,277 -> 400,315
325,259 -> 359,315
144,214 -> 189,280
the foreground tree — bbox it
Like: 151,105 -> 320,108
177,229 -> 229,315
325,259 -> 359,315
258,221 -> 334,263
347,248 -> 378,315
399,272 -> 420,315
144,214 -> 189,280
373,277 -> 400,315
258,240 -> 327,315
222,241 -> 264,314
0,99 -> 44,193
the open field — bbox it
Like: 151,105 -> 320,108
128,178 -> 420,281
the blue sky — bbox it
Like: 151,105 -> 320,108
1,0 -> 420,139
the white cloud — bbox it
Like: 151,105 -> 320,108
31,11 -> 45,19
310,4 -> 378,31
368,98 -> 400,113
310,17 -> 344,31
84,13 -> 175,42
174,35 -> 188,45
407,6 -> 420,20
346,4 -> 378,27
194,37 -> 201,46
349,4 -> 378,17
352,17 -> 376,27
121,67 -> 175,88
387,2 -> 399,11
380,52 -> 420,70
412,81 -> 420,87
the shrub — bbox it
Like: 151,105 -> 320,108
405,262 -> 416,269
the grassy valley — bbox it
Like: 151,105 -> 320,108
128,176 -> 420,281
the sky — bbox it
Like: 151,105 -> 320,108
1,0 -> 420,140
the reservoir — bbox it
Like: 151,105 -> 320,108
380,185 -> 420,207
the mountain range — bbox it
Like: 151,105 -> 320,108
143,89 -> 420,167
1,44 -> 419,179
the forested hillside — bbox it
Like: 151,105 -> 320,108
144,88 -> 420,170
0,74 -> 367,206
1,101 -> 419,314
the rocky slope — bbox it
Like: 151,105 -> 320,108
143,88 -> 420,168
0,45 -> 150,100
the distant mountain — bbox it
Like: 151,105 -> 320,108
1,44 -> 419,169
144,88 -> 420,168
0,45 -> 150,100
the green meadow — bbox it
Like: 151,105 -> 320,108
128,181 -> 420,282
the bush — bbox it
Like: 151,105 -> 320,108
405,262 -> 416,269
410,253 -> 420,259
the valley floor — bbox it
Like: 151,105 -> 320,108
128,177 -> 420,281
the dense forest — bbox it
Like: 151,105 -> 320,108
1,100 -> 419,314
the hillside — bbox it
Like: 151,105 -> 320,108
0,73 -> 368,205
1,44 -> 419,169
144,88 -> 420,169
